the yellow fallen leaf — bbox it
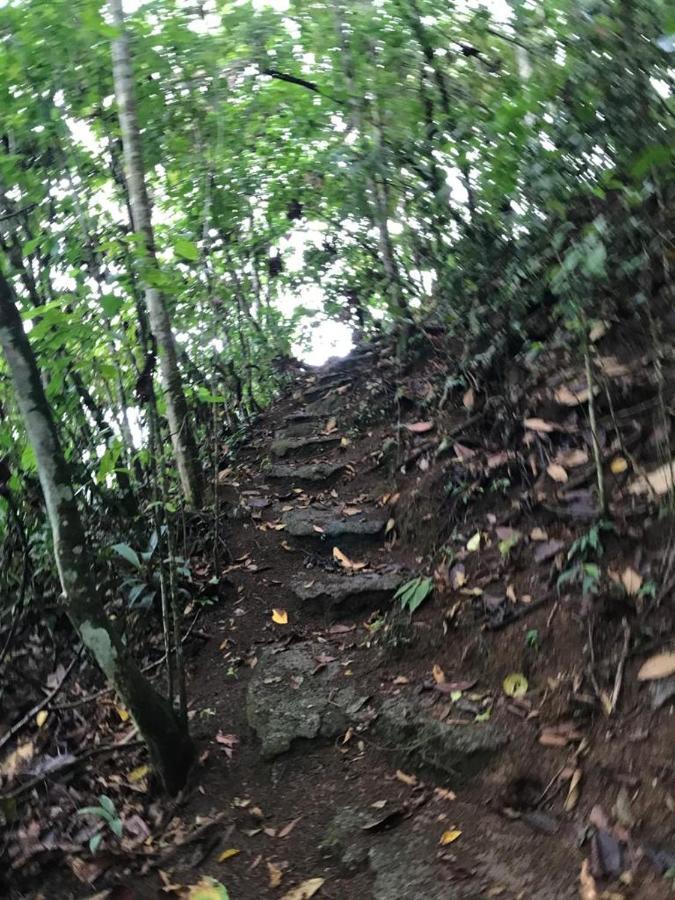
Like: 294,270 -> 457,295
530,528 -> 548,541
332,546 -> 367,571
620,566 -> 642,596
272,609 -> 288,625
0,741 -> 33,779
281,878 -> 325,900
395,769 -> 417,786
128,764 -> 150,783
466,532 -> 481,552
547,463 -> 568,483
188,877 -> 230,899
116,706 -> 130,722
340,437 -> 351,447
610,456 -> 628,474
268,861 -> 283,888
503,673 -> 528,697
439,829 -> 462,845
36,710 -> 48,728
637,652 -> 675,681
217,848 -> 240,863
432,664 -> 446,684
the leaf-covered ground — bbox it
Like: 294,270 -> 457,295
2,328 -> 675,899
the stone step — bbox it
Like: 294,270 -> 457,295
246,642 -> 369,759
282,506 -> 387,540
267,462 -> 346,482
270,434 -> 340,459
375,696 -> 507,782
276,420 -> 322,438
291,570 -> 405,616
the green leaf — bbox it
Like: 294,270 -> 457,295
174,237 -> 200,261
98,795 -> 116,816
111,543 -> 142,569
89,833 -> 103,854
100,294 -> 124,317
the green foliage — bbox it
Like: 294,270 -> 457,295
77,795 -> 123,853
395,576 -> 434,615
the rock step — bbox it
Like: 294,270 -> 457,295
270,434 -> 340,459
302,376 -> 351,402
291,570 -> 404,616
282,506 -> 387,540
276,420 -> 322,438
267,462 -> 346,482
246,643 -> 369,759
375,696 -> 507,782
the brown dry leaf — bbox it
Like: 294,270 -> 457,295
463,388 -> 475,410
564,768 -> 582,812
524,417 -> 556,433
0,741 -> 33,779
342,506 -> 362,517
637,652 -> 675,681
579,859 -> 599,900
432,664 -> 446,684
267,861 -> 283,888
620,567 -> 642,596
557,448 -> 589,468
332,546 -> 367,571
272,609 -> 289,625
628,460 -> 675,496
599,356 -> 630,377
610,457 -> 628,474
393,675 -> 410,685
554,384 -> 590,406
547,463 -> 568,483
312,525 -> 325,534
277,817 -> 301,838
395,769 -> 417,786
36,710 -> 48,728
589,320 -> 608,342
324,417 -> 337,433
405,421 -> 435,434
281,879 -> 324,900
530,527 -> 548,541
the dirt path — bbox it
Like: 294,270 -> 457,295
161,344 -> 672,899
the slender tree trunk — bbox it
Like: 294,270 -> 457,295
108,0 -> 203,508
0,269 -> 194,794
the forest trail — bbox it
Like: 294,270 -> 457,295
144,338 -> 671,900
4,335 -> 674,900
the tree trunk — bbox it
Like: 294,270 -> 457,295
0,269 -> 194,794
108,0 -> 203,508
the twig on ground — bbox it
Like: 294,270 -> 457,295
608,619 -> 631,715
0,654 -> 79,751
485,594 -> 553,631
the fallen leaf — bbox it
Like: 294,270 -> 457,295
503,673 -> 528,698
340,437 -> 350,447
555,384 -> 591,406
463,388 -> 475,409
188,878 -> 230,900
432,664 -> 446,684
524,417 -> 556,433
547,463 -> 568,483
534,539 -> 565,563
449,564 -> 466,589
128,764 -> 150,783
530,528 -> 548,541
268,861 -> 283,888
218,848 -> 240,862
637,652 -> 675,681
324,417 -> 337,433
466,532 -> 481,552
557,448 -> 589,468
272,609 -> 288,625
610,457 -> 628,474
439,829 -> 462,845
620,567 -> 642,596
35,710 -> 48,728
277,817 -> 301,838
385,518 -> 396,534
215,732 -> 239,759
405,421 -> 434,434
116,706 -> 130,722
395,769 -> 417,786
589,320 -> 608,342
579,859 -> 599,900
0,741 -> 34,779
628,459 -> 675,496
342,506 -> 361,517
454,442 -> 476,461
564,768 -> 582,811
312,525 -> 325,534
281,878 -> 324,900
332,546 -> 367,571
